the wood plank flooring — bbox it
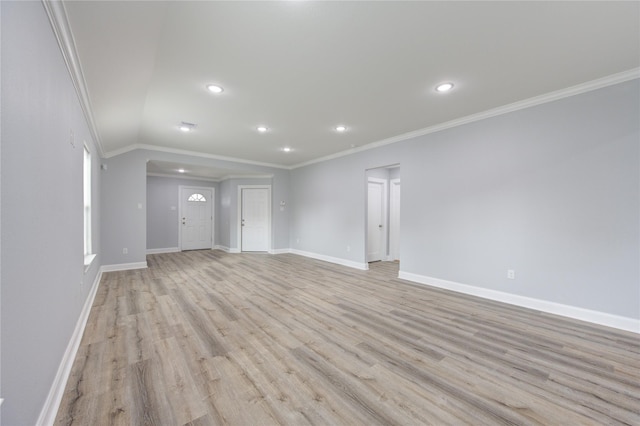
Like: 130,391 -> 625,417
55,250 -> 640,425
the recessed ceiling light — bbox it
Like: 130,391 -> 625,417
435,82 -> 454,93
257,126 -> 269,133
178,168 -> 185,173
179,122 -> 196,132
282,147 -> 291,153
206,84 -> 224,94
335,125 -> 347,132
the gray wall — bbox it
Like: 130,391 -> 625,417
218,179 -> 232,249
1,2 -> 102,424
1,1 -> 4,416
290,145 -> 406,262
291,79 -> 639,320
101,150 -> 147,265
389,166 -> 400,180
102,149 -> 290,264
147,176 -> 219,250
367,167 -> 391,180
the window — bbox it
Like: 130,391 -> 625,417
83,145 -> 94,267
188,193 -> 207,202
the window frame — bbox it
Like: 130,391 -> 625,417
83,144 -> 96,270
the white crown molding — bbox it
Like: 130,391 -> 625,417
42,0 -> 105,158
291,68 -> 640,169
105,143 -> 290,170
101,144 -> 139,159
146,172 -> 221,183
146,172 -> 273,182
221,174 -> 274,180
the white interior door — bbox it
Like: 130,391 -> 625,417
180,187 -> 213,251
367,178 -> 387,262
241,187 -> 270,252
389,179 -> 401,261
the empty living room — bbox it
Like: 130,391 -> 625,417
1,1 -> 638,425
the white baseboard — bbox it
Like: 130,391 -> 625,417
36,269 -> 103,426
146,247 -> 180,255
100,261 -> 148,272
398,271 -> 639,334
269,248 -> 291,255
290,249 -> 368,271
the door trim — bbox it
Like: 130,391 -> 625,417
179,185 -> 215,251
237,185 -> 272,252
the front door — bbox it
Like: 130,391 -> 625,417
180,187 -> 213,251
241,187 -> 270,252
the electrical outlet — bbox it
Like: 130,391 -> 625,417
123,248 -> 128,254
507,269 -> 515,280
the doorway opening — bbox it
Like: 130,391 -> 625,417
366,165 -> 400,264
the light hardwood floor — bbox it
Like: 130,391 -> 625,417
56,250 -> 639,425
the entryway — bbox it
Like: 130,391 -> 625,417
366,166 -> 400,263
367,177 -> 387,262
179,186 -> 214,250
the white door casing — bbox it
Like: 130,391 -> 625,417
367,178 -> 387,262
179,186 -> 214,251
238,186 -> 271,252
389,179 -> 401,261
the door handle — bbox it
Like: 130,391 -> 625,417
379,224 -> 383,228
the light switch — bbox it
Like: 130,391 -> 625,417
138,203 -> 143,209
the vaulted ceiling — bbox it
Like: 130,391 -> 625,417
62,1 -> 639,169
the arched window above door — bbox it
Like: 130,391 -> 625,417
188,193 -> 207,202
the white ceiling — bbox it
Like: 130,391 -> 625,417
63,1 -> 639,169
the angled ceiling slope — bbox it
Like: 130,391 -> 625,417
50,1 -> 640,168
